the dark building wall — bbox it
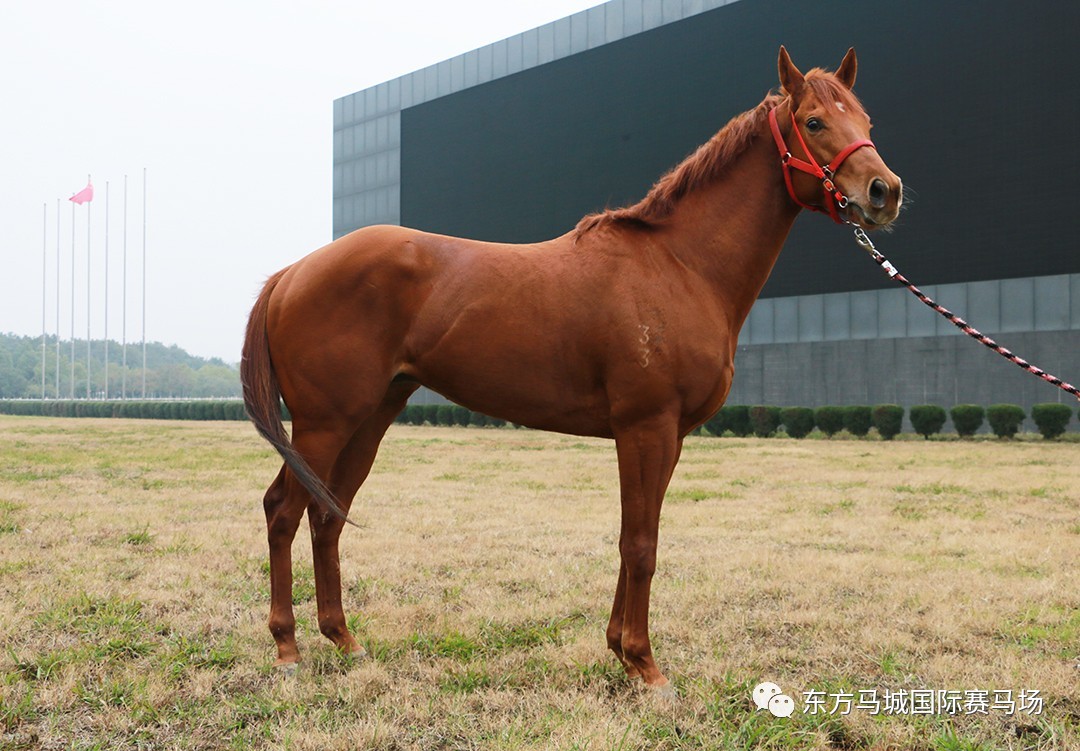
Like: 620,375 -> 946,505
400,0 -> 1080,298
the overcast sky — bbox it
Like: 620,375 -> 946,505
0,0 -> 605,363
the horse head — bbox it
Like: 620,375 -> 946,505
775,46 -> 903,228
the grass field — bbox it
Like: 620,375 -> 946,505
1,416 -> 1078,750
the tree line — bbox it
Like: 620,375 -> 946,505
0,332 -> 240,399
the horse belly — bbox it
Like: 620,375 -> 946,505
408,306 -> 613,436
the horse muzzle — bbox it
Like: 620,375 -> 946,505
844,174 -> 903,229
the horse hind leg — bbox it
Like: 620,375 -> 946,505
306,383 -> 417,658
263,464 -> 308,668
263,424 -> 355,668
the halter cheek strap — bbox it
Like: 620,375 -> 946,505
768,106 -> 876,223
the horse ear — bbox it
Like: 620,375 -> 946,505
836,47 -> 857,89
778,46 -> 805,99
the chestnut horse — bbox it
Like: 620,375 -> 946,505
241,47 -> 902,689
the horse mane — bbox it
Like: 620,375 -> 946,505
574,93 -> 783,238
574,71 -> 863,239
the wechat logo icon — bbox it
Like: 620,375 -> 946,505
753,682 -> 796,718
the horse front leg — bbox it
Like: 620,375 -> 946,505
605,558 -> 638,678
611,415 -> 683,689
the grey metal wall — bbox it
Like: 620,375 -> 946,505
728,330 -> 1080,428
744,274 -> 1080,345
733,272 -> 1080,425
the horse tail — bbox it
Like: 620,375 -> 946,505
241,269 -> 353,525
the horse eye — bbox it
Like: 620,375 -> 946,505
806,117 -> 824,134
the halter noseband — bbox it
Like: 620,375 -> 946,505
768,105 -> 876,224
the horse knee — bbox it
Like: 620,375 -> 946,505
619,538 -> 657,578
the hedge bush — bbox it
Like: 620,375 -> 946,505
909,405 -> 947,439
779,407 -> 815,439
722,405 -> 753,437
0,399 -> 255,421
986,404 -> 1025,439
749,405 -> 781,438
702,410 -> 724,436
871,404 -> 904,440
0,400 -> 1062,441
703,405 -> 750,437
1031,403 -> 1073,440
813,406 -> 845,438
843,406 -> 873,437
950,404 -> 985,438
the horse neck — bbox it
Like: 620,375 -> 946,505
663,120 -> 801,334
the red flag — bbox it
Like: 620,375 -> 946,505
69,181 -> 94,204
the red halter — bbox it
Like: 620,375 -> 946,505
768,106 -> 876,223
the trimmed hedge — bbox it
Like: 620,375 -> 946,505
779,407 -> 815,439
749,405 -> 781,438
1,400 -> 1069,441
950,404 -> 985,438
871,404 -> 904,440
909,405 -> 947,439
814,406 -> 845,438
706,405 -> 751,437
986,404 -> 1025,439
1031,403 -> 1073,440
0,399 -> 249,420
843,406 -> 873,438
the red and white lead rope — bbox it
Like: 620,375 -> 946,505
852,227 -> 1080,402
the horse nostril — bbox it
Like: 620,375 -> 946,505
869,178 -> 889,209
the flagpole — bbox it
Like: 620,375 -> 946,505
86,173 -> 92,399
141,167 -> 147,399
42,203 -> 47,400
104,181 -> 110,400
55,199 -> 60,399
70,199 -> 75,399
122,175 -> 128,400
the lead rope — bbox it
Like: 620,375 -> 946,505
851,227 -> 1080,401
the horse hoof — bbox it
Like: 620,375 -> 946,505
274,661 -> 300,677
647,681 -> 678,702
343,644 -> 368,663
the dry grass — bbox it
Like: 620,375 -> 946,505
0,416 -> 1078,750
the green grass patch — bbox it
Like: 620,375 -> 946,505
35,592 -> 146,637
160,633 -> 239,680
122,525 -> 154,546
1003,606 -> 1080,657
